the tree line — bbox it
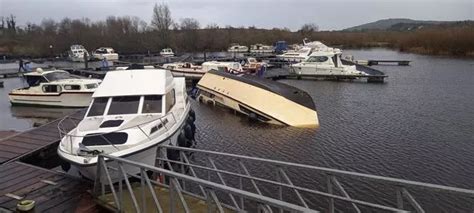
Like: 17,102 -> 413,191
0,3 -> 473,57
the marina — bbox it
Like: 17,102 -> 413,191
0,48 -> 473,212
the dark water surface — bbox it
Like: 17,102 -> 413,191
1,49 -> 473,210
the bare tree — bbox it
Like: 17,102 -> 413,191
180,18 -> 200,30
151,3 -> 173,47
299,23 -> 319,37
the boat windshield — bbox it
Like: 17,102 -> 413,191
44,72 -> 71,81
87,97 -> 108,117
108,96 -> 141,115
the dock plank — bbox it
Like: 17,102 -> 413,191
0,162 -> 89,212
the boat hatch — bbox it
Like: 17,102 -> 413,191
82,132 -> 128,146
99,120 -> 124,128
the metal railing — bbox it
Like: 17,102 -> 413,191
152,145 -> 474,213
94,154 -> 318,213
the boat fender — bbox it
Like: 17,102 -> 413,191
184,124 -> 194,141
189,109 -> 196,122
177,130 -> 187,147
61,162 -> 71,172
248,112 -> 258,121
167,149 -> 180,161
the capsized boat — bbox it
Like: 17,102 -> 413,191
160,48 -> 175,57
8,69 -> 101,107
196,70 -> 319,127
57,68 -> 194,180
92,47 -> 119,61
290,48 -> 366,76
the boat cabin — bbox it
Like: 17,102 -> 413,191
202,61 -> 243,73
85,69 -> 177,118
303,50 -> 344,67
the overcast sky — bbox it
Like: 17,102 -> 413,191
0,0 -> 472,30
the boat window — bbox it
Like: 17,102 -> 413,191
42,85 -> 62,93
64,85 -> 81,90
85,83 -> 98,89
142,95 -> 163,114
165,89 -> 176,112
25,76 -> 47,86
87,97 -> 109,117
307,56 -> 329,63
82,132 -> 128,146
44,72 -> 71,81
108,96 -> 141,115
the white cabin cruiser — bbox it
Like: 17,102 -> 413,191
68,45 -> 89,62
290,49 -> 366,76
160,48 -> 175,57
92,47 -> 119,61
163,61 -> 244,78
276,47 -> 313,62
227,44 -> 249,53
8,69 -> 101,107
249,44 -> 274,53
57,68 -> 194,180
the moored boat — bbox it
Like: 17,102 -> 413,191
160,48 -> 175,57
227,44 -> 249,53
57,68 -> 194,180
163,61 -> 244,78
68,45 -> 89,62
290,48 -> 366,76
92,47 -> 119,61
8,69 -> 101,107
196,70 -> 319,127
249,44 -> 274,53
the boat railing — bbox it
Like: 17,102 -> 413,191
57,110 -> 179,156
149,145 -> 474,213
93,153 -> 317,213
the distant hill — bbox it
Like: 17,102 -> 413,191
344,18 -> 446,31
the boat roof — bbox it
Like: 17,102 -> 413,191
23,69 -> 68,77
208,70 -> 315,110
93,69 -> 174,97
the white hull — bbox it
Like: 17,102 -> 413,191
291,67 -> 363,76
9,92 -> 93,107
76,145 -> 158,181
93,53 -> 119,61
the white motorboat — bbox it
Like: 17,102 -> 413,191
196,70 -> 319,127
241,57 -> 268,73
92,47 -> 119,61
276,47 -> 313,62
276,40 -> 333,62
249,44 -> 274,53
227,44 -> 249,53
68,45 -> 89,62
8,69 -> 101,107
160,48 -> 175,57
57,68 -> 194,180
290,48 -> 366,76
163,61 -> 244,78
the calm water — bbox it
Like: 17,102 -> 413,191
1,49 -> 473,210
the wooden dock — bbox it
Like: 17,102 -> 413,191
367,60 -> 410,66
0,110 -> 83,164
0,110 -> 96,212
0,162 -> 93,212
